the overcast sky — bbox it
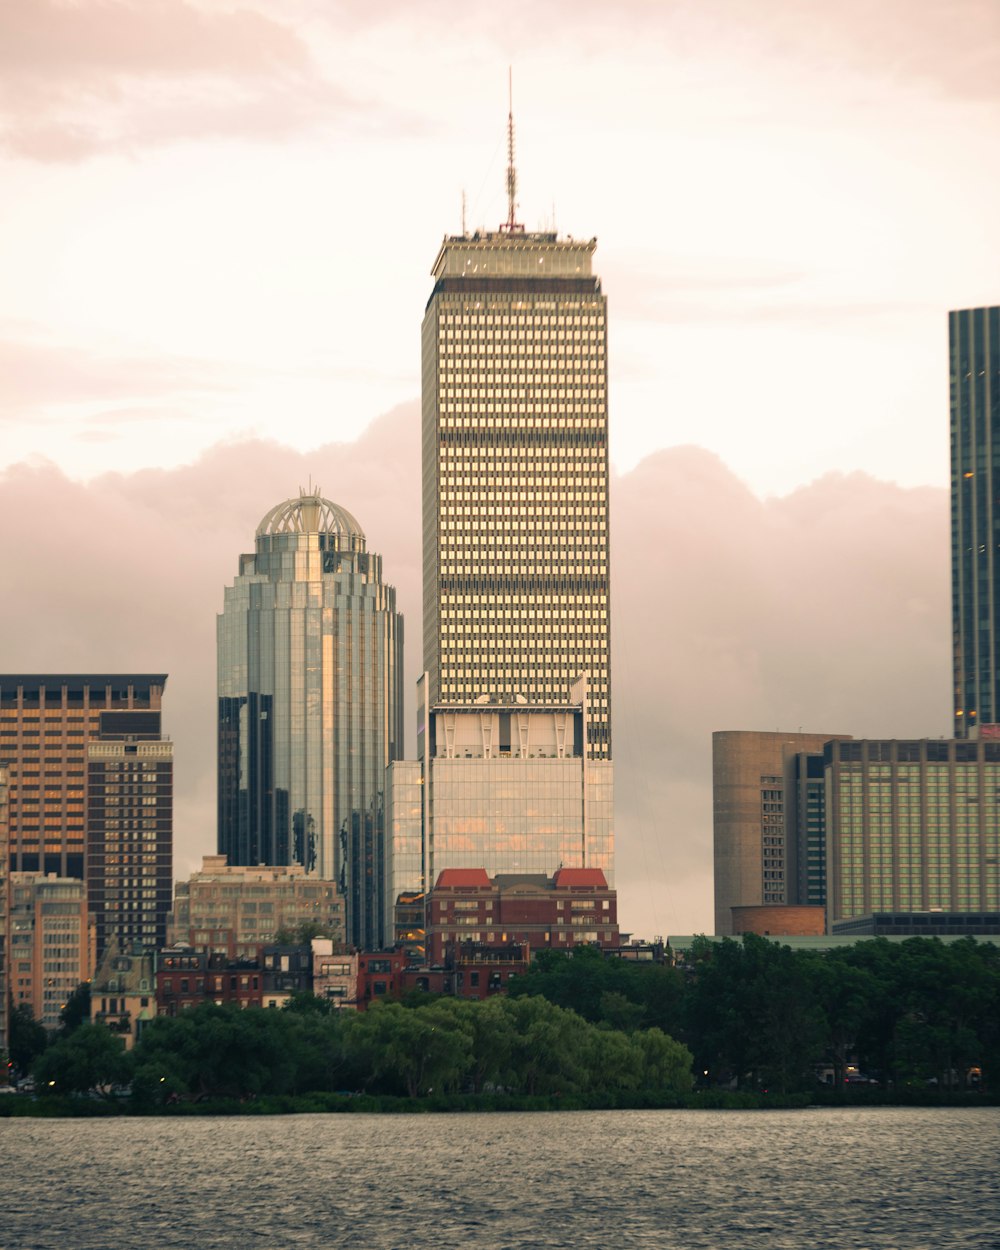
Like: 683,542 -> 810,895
0,0 -> 994,934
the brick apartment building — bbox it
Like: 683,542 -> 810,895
425,867 -> 618,965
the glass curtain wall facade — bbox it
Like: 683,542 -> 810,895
422,702 -> 613,887
824,738 -> 1000,925
951,305 -> 1000,736
421,232 -> 611,760
217,492 -> 403,949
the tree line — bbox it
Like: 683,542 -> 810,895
6,934 -> 999,1105
16,992 -> 693,1105
509,935 -> 1000,1093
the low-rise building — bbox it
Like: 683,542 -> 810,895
156,947 -> 263,1015
312,940 -> 358,1009
425,867 -> 618,964
261,944 -> 313,1008
357,950 -> 407,1006
89,942 -> 157,1048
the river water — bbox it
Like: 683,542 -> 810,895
4,1107 -> 998,1249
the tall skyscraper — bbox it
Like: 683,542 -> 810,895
951,305 -> 1000,737
87,708 -> 173,960
217,491 -> 403,949
420,213 -> 611,759
0,674 -> 168,879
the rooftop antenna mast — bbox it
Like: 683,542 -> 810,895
503,67 -> 522,232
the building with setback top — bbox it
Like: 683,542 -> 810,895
420,229 -> 611,759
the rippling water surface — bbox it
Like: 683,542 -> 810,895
4,1107 -> 999,1249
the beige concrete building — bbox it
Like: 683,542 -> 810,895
168,855 -> 345,959
713,730 -> 849,936
311,939 -> 358,1009
8,873 -> 93,1030
421,230 -> 611,760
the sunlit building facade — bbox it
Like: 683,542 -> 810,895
713,730 -> 850,935
0,674 -> 167,880
421,231 -> 611,759
217,492 -> 403,949
824,737 -> 1000,925
387,683 -> 613,926
951,305 -> 1000,737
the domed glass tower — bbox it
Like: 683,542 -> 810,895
217,490 -> 404,949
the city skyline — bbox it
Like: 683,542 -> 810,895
1,1 -> 995,936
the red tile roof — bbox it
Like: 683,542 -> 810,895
434,868 -> 492,889
552,867 -> 609,888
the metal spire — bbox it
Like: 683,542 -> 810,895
504,67 -> 521,232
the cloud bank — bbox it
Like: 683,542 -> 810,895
0,405 -> 949,934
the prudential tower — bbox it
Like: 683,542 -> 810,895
217,490 -> 404,949
420,111 -> 611,761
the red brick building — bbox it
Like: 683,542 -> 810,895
425,867 -> 618,965
356,950 -> 408,1006
156,948 -> 264,1015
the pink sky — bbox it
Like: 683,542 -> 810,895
0,0 -> 995,933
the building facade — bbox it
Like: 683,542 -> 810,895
387,690 -> 613,922
217,491 -> 403,949
420,229 -> 611,760
951,305 -> 1000,737
824,737 -> 1000,926
169,855 -> 345,959
8,873 -> 92,1031
86,710 -> 173,961
0,766 -> 8,1057
0,674 -> 167,880
89,942 -> 157,1049
425,866 -> 618,964
712,730 -> 849,935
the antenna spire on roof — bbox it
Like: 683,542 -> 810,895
503,66 -> 522,233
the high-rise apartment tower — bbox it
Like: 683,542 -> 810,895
0,674 -> 167,879
421,225 -> 611,758
217,492 -> 403,949
951,305 -> 1000,736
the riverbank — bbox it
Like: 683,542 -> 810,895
2,1086 -> 996,1118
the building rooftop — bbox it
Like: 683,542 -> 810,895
256,491 -> 364,543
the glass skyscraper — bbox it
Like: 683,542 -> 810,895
421,229 -> 611,759
217,491 -> 403,949
951,305 -> 1000,736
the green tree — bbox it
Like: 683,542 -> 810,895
33,1022 -> 132,1098
349,1001 -> 472,1097
633,1027 -> 694,1093
7,1002 -> 47,1078
58,982 -> 91,1035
